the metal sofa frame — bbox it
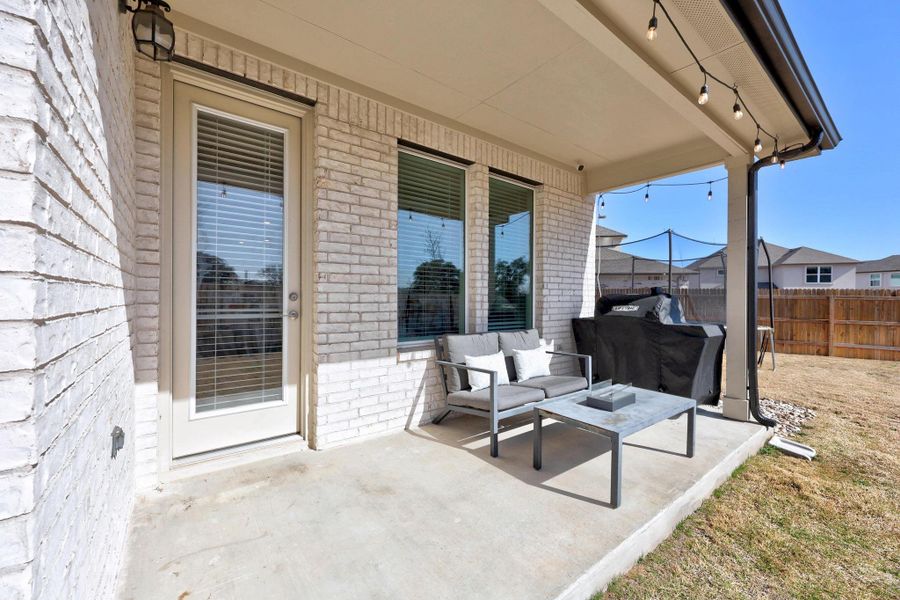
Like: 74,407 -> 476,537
432,334 -> 591,457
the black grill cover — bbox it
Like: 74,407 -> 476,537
573,291 -> 724,404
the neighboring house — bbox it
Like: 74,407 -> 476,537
598,248 -> 696,290
0,1 -> 839,598
595,224 -> 628,289
690,243 -> 858,289
856,255 -> 900,288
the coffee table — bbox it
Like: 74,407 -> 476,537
533,382 -> 696,508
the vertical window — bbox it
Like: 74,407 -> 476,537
891,273 -> 900,287
488,177 -> 533,331
805,265 -> 832,284
869,273 -> 882,287
194,110 -> 285,412
397,151 -> 465,342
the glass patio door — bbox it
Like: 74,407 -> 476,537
171,81 -> 301,458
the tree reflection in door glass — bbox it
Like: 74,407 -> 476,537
194,111 -> 285,413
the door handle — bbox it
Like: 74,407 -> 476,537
284,310 -> 299,320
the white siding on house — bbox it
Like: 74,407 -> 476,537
856,270 -> 900,288
772,263 -> 857,288
0,3 -> 137,599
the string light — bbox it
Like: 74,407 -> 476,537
732,90 -> 743,120
599,175 -> 727,207
646,2 -> 658,40
647,0 -> 779,155
698,79 -> 710,105
780,159 -> 786,170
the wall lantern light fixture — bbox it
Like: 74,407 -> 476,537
120,0 -> 175,62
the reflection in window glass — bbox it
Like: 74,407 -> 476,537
194,111 -> 285,412
488,178 -> 533,331
397,151 -> 465,342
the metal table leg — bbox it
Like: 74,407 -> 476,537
610,433 -> 622,508
533,409 -> 542,470
686,406 -> 696,458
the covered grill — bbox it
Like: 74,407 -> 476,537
572,290 -> 725,404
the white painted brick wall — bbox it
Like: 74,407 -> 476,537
0,1 -> 137,599
132,29 -> 593,459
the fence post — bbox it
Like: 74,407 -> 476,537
828,295 -> 835,356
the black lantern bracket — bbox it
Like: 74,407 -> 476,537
120,0 -> 176,62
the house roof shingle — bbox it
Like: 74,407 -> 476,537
688,242 -> 855,270
596,225 -> 627,239
856,254 -> 900,273
598,248 -> 697,275
774,246 -> 856,265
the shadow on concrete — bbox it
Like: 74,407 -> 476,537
406,406 -> 724,507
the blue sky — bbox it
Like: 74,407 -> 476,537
597,1 -> 900,263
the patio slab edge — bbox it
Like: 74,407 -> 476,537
553,423 -> 772,600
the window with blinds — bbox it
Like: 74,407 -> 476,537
194,109 -> 286,413
397,151 -> 465,342
488,177 -> 533,331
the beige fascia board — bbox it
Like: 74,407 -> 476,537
537,0 -> 747,158
168,11 -> 580,176
585,140 -> 726,193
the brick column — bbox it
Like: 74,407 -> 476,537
466,164 -> 489,332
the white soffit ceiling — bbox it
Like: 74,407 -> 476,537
592,0 -> 807,151
174,0 -> 784,170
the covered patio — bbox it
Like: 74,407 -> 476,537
121,410 -> 766,599
0,0 -> 838,598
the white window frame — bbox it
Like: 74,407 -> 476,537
891,272 -> 900,287
869,273 -> 882,287
805,265 -> 832,284
716,268 -> 726,276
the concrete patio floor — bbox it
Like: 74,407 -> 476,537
120,408 -> 768,600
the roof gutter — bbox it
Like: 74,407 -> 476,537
746,130 -> 824,427
721,0 -> 841,150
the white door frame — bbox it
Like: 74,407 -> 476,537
157,63 -> 315,475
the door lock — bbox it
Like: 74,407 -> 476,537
288,292 -> 299,301
284,310 -> 299,320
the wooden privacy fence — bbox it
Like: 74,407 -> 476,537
599,288 -> 900,361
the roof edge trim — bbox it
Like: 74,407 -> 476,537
721,0 -> 841,150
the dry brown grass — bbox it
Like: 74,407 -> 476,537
599,354 -> 900,600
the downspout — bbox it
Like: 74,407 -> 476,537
745,130 -> 824,427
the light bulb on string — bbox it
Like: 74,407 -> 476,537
698,82 -> 709,105
753,127 -> 763,154
646,2 -> 658,41
780,159 -> 785,170
732,101 -> 743,120
707,182 -> 713,201
644,185 -> 650,203
647,16 -> 658,40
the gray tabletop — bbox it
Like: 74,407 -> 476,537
538,384 -> 696,438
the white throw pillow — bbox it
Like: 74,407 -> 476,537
465,351 -> 510,391
513,346 -> 552,382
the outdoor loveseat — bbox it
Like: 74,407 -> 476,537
433,329 -> 591,457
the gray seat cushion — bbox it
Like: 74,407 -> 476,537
444,332 -> 500,392
447,384 -> 545,412
498,329 -> 541,382
513,375 -> 587,398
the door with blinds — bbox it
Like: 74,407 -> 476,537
172,81 -> 301,458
